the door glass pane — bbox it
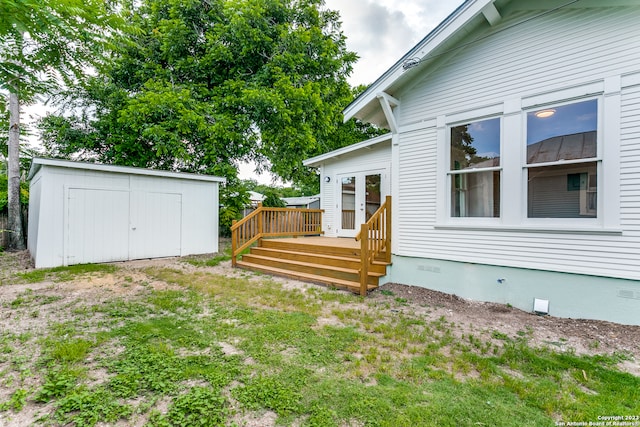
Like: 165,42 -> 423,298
341,176 -> 356,230
365,174 -> 381,221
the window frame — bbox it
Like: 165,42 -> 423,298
521,96 -> 603,226
435,86 -> 620,234
445,115 -> 503,222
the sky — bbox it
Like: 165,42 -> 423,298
240,0 -> 460,183
323,0 -> 460,87
23,0 -> 462,184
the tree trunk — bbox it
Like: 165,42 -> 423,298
7,91 -> 25,250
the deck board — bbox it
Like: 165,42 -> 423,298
263,236 -> 359,249
237,236 -> 388,294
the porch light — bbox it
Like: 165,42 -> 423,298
324,176 -> 331,183
534,109 -> 556,118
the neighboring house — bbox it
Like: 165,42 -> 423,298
28,158 -> 225,268
304,0 -> 640,325
282,195 -> 321,209
248,191 -> 266,207
242,191 -> 266,217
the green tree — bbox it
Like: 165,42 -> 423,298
1,0 -> 121,249
261,188 -> 286,208
38,0 -> 380,185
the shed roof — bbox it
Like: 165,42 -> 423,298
248,191 -> 266,202
468,131 -> 597,168
527,131 -> 596,164
27,158 -> 226,183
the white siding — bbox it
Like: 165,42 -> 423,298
394,6 -> 640,280
27,175 -> 42,256
318,141 -> 391,236
397,128 -> 437,253
620,84 -> 640,239
399,7 -> 640,126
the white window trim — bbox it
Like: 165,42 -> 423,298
443,113 -> 503,224
435,77 -> 622,234
521,96 -> 602,227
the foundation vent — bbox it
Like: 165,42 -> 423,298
617,289 -> 640,300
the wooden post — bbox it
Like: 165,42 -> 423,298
385,195 -> 392,263
231,219 -> 237,267
359,223 -> 369,296
256,203 -> 263,247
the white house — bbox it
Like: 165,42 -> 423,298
27,158 -> 225,268
304,0 -> 640,325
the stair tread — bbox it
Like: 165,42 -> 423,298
253,247 -> 390,266
242,253 -> 385,277
236,261 -> 377,291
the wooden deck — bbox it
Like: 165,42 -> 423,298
270,236 -> 360,250
235,236 -> 389,294
231,197 -> 391,295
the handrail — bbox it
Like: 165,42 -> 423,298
355,195 -> 391,296
231,203 -> 323,266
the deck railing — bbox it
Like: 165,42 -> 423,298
231,204 -> 323,266
355,195 -> 392,296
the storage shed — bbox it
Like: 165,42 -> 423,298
27,158 -> 225,268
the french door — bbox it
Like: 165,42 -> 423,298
337,170 -> 385,237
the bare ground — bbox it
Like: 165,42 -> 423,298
2,249 -> 640,367
1,248 -> 639,425
371,283 -> 640,376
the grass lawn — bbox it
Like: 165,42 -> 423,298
0,252 -> 638,426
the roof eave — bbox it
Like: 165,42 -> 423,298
303,133 -> 392,167
27,158 -> 227,183
343,0 -> 493,124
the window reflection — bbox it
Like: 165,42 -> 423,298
526,99 -> 598,218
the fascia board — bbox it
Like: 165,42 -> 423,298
303,133 -> 392,167
343,0 -> 494,123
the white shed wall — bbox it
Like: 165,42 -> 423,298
27,174 -> 42,257
29,164 -> 219,268
393,6 -> 640,280
318,141 -> 391,237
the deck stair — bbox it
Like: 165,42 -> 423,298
236,238 -> 390,293
231,196 -> 392,295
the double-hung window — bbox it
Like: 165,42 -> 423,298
449,117 -> 501,218
440,90 -> 615,230
525,99 -> 599,219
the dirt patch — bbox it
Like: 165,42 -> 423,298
2,249 -> 639,366
1,246 -> 639,426
372,283 -> 640,371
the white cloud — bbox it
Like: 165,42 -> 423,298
324,0 -> 460,86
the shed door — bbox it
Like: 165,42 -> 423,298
66,188 -> 182,266
66,188 -> 131,265
129,191 -> 182,259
